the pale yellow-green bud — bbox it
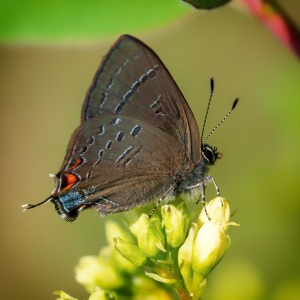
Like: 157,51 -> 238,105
54,291 -> 77,300
105,220 -> 137,273
192,221 -> 230,276
161,202 -> 190,248
192,197 -> 235,277
110,246 -> 137,275
114,237 -> 148,266
75,248 -> 125,292
105,220 -> 136,247
178,223 -> 199,293
130,214 -> 165,258
198,197 -> 231,229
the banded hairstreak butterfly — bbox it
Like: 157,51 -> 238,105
23,35 -> 238,222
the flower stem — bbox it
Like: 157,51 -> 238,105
174,280 -> 191,300
170,248 -> 191,300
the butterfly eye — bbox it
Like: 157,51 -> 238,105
201,144 -> 217,165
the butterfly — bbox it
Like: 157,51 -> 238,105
23,35 -> 238,221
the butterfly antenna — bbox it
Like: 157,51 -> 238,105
204,98 -> 239,143
22,197 -> 52,212
201,77 -> 215,143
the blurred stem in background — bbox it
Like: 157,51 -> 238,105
234,0 -> 300,57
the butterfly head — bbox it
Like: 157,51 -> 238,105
201,144 -> 223,165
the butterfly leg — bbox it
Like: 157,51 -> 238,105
198,183 -> 211,220
209,176 -> 223,207
149,182 -> 177,218
196,176 -> 223,220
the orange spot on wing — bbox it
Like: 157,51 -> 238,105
70,157 -> 83,169
61,173 -> 79,191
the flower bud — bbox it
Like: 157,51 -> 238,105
114,237 -> 148,266
178,223 -> 198,293
130,214 -> 165,258
54,291 -> 77,300
192,221 -> 230,276
161,202 -> 190,248
105,220 -> 136,247
75,248 -> 125,292
105,220 -> 139,273
198,197 -> 230,229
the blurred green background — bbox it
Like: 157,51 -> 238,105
1,1 -> 300,300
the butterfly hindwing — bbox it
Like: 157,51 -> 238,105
54,114 -> 186,215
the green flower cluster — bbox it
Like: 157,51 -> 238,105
55,197 -> 238,300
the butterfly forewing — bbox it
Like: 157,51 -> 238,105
82,35 -> 201,163
83,36 -> 179,121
